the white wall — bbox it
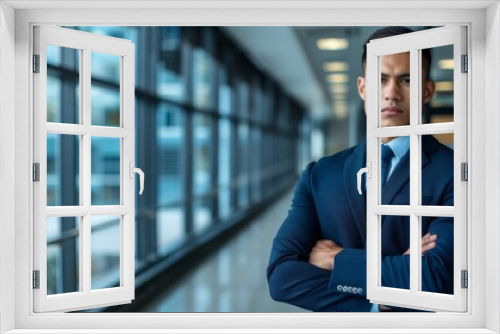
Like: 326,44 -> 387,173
0,2 -> 16,333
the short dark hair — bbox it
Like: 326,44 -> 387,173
361,26 -> 432,79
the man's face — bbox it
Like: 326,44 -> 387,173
357,52 -> 435,130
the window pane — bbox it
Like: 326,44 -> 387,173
422,45 -> 454,124
156,104 -> 185,205
194,198 -> 212,234
91,137 -> 120,205
157,206 -> 185,257
91,215 -> 121,290
380,136 -> 409,205
218,119 -> 231,218
381,215 -> 410,291
47,134 -> 80,206
193,48 -> 214,110
218,66 -> 232,115
47,45 -> 80,124
421,216 -> 454,295
193,113 -> 212,196
237,123 -> 249,208
47,217 -> 80,295
422,134 -> 454,206
157,27 -> 186,103
379,52 -> 411,128
91,51 -> 121,127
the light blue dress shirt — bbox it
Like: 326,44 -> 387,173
370,136 -> 410,312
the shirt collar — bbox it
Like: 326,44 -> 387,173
385,136 -> 410,160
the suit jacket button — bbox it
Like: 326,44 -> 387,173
359,288 -> 363,294
342,286 -> 348,292
347,287 -> 353,293
337,285 -> 343,292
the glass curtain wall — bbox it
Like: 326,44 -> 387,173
47,26 -> 308,294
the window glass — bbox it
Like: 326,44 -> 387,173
91,52 -> 121,127
193,113 -> 212,196
91,215 -> 121,290
47,217 -> 80,295
156,103 -> 186,256
423,45 -> 454,124
91,137 -> 121,205
193,48 -> 214,110
47,45 -> 80,123
157,27 -> 186,103
218,119 -> 231,218
47,134 -> 80,206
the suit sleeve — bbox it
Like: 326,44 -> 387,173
331,173 -> 455,297
267,162 -> 372,312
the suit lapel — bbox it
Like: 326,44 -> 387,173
344,140 -> 368,245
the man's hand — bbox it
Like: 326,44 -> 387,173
308,239 -> 343,271
403,232 -> 437,256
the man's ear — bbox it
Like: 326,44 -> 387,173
357,76 -> 366,102
423,79 -> 436,104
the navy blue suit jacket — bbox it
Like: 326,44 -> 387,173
267,135 -> 454,312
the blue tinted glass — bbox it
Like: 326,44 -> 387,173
193,48 -> 214,110
91,137 -> 120,205
156,27 -> 185,102
47,45 -> 80,124
91,85 -> 120,127
157,206 -> 185,257
91,51 -> 120,127
47,217 -> 80,295
218,119 -> 231,218
91,215 -> 120,290
47,134 -> 80,206
156,104 -> 185,205
193,114 -> 212,196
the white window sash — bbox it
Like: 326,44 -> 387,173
33,25 -> 136,313
365,26 -> 467,312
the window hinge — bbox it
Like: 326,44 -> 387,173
33,54 -> 40,73
461,270 -> 468,289
461,54 -> 468,73
33,270 -> 40,289
33,163 -> 40,182
461,162 -> 468,181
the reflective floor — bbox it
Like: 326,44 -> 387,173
139,190 -> 306,312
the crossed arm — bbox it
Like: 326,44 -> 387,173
309,232 -> 438,271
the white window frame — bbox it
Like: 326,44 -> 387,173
365,26 -> 467,312
0,2 -> 498,333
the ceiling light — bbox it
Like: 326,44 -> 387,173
323,62 -> 349,72
317,38 -> 349,51
438,59 -> 454,70
330,84 -> 348,94
333,102 -> 348,119
332,93 -> 347,101
327,74 -> 349,83
435,81 -> 454,92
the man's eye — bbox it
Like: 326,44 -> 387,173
400,77 -> 410,84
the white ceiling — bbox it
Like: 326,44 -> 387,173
222,26 -> 329,119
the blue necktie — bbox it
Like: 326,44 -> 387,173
381,145 -> 394,190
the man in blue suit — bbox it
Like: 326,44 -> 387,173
267,27 -> 454,312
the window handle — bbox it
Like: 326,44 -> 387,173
357,162 -> 371,195
129,162 -> 144,195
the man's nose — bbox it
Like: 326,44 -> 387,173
383,81 -> 401,101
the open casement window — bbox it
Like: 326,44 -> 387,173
364,26 -> 467,312
33,26 -> 141,312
